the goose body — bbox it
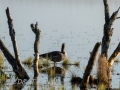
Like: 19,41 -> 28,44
40,43 -> 67,63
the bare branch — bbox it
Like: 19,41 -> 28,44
103,0 -> 110,23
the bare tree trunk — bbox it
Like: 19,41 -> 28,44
101,0 -> 120,59
31,22 -> 41,78
80,42 -> 101,89
0,39 -> 29,79
6,7 -> 20,63
0,7 -> 29,79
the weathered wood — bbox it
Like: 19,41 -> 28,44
4,7 -> 29,79
80,42 -> 101,89
103,0 -> 110,23
31,22 -> 41,78
33,77 -> 38,90
0,39 -> 29,79
101,0 -> 120,59
6,7 -> 20,61
108,42 -> 120,66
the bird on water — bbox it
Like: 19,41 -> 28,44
39,43 -> 67,65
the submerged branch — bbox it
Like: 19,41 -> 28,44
81,42 -> 101,89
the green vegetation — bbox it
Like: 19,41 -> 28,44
0,52 -> 3,68
23,56 -> 51,68
43,60 -> 50,67
23,56 -> 33,65
0,70 -> 8,83
62,58 -> 70,65
97,84 -> 106,90
58,84 -> 65,90
72,85 -> 77,90
38,60 -> 42,68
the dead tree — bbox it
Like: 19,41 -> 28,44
101,0 -> 120,89
80,42 -> 101,89
101,0 -> 120,59
0,7 -> 29,79
31,22 -> 41,78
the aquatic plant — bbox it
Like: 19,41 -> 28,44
27,81 -> 34,90
97,83 -> 106,90
58,84 -> 65,90
71,85 -> 77,90
0,52 -> 3,68
38,60 -> 42,68
62,58 -> 70,65
70,72 -> 82,85
74,61 -> 80,67
23,56 -> 33,65
62,64 -> 70,70
62,58 -> 70,70
23,56 -> 43,69
43,59 -> 50,67
0,71 -> 8,83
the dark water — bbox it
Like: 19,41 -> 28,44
0,0 -> 120,89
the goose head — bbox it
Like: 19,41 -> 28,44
61,43 -> 65,53
61,43 -> 67,59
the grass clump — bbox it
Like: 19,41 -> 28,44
0,70 -> 8,83
43,60 -> 50,67
23,56 -> 33,65
74,61 -> 80,67
70,72 -> 82,85
62,58 -> 71,70
62,58 -> 70,65
97,55 -> 108,87
0,52 -> 3,68
38,60 -> 42,68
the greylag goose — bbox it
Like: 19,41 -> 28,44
40,43 -> 67,65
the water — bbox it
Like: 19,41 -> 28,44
0,0 -> 120,89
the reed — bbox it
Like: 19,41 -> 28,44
97,55 -> 108,87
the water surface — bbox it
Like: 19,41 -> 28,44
0,0 -> 120,89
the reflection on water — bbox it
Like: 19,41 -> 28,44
0,0 -> 120,89
11,79 -> 28,90
42,66 -> 65,85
